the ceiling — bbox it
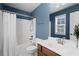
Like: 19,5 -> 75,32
5,3 -> 41,13
5,3 -> 76,13
49,3 -> 76,13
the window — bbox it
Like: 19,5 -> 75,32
55,14 -> 66,35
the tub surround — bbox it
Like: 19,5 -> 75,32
36,37 -> 79,56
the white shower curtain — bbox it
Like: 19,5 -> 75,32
3,11 -> 16,56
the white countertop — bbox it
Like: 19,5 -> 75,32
35,37 -> 79,56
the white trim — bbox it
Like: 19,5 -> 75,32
49,21 -> 51,37
32,18 -> 36,39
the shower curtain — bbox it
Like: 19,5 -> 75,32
0,11 -> 3,56
3,11 -> 16,56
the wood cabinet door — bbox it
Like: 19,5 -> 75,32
42,46 -> 60,56
37,44 -> 60,56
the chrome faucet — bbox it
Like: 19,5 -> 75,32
57,37 -> 65,45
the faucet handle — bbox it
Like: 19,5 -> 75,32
57,38 -> 64,45
57,38 -> 61,43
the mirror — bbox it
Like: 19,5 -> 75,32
70,11 -> 79,41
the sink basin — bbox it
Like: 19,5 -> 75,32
46,39 -> 64,47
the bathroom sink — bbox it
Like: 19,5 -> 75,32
43,39 -> 63,52
46,39 -> 63,47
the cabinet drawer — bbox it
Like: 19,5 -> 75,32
42,47 -> 60,56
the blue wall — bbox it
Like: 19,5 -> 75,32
0,4 -> 3,9
50,4 -> 79,39
32,3 -> 52,39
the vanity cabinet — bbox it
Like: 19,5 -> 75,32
37,44 -> 60,56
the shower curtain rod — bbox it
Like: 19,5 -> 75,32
0,9 -> 34,19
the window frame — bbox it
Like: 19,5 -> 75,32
55,14 -> 66,35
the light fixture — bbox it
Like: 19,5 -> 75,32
55,4 -> 60,8
55,3 -> 66,8
55,4 -> 61,8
